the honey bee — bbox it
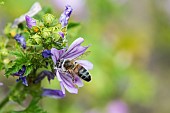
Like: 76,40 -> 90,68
57,59 -> 91,82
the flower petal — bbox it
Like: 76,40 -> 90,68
16,76 -> 28,86
76,60 -> 93,70
60,82 -> 66,94
62,38 -> 89,60
59,5 -> 73,27
13,65 -> 26,76
42,88 -> 65,98
74,76 -> 84,87
58,71 -> 78,94
14,34 -> 26,49
56,70 -> 62,82
51,48 -> 66,65
25,15 -> 36,28
21,76 -> 28,86
42,49 -> 52,58
33,70 -> 55,84
58,32 -> 64,38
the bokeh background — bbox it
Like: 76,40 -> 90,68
0,0 -> 170,113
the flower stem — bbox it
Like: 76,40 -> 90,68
0,82 -> 21,111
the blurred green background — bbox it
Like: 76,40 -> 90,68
0,0 -> 170,113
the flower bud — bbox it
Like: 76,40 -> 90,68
3,58 -> 10,64
31,34 -> 41,44
42,14 -> 55,26
42,28 -> 51,38
1,48 -> 8,56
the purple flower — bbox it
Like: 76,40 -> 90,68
12,2 -> 42,28
59,5 -> 73,27
58,32 -> 65,38
33,71 -> 65,98
33,70 -> 55,84
106,100 -> 128,113
51,38 -> 93,94
14,34 -> 26,49
42,49 -> 52,58
42,88 -> 65,99
0,82 -> 3,86
13,65 -> 28,86
25,15 -> 36,28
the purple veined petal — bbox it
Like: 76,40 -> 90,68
62,37 -> 89,60
56,70 -> 63,82
25,15 -> 36,28
76,60 -> 93,70
65,37 -> 84,53
74,75 -> 84,87
42,88 -> 65,98
63,46 -> 88,60
60,81 -> 66,94
58,71 -> 78,94
51,48 -> 66,65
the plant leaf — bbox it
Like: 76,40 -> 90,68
67,22 -> 80,29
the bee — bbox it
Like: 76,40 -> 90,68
57,59 -> 91,82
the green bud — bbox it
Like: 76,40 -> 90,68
42,28 -> 51,38
3,58 -> 10,65
52,32 -> 60,41
42,14 -> 55,26
31,34 -> 41,44
36,20 -> 44,27
1,48 -> 8,56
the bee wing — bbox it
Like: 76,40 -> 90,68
75,60 -> 93,70
67,70 -> 84,87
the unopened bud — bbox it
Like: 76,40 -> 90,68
42,14 -> 55,26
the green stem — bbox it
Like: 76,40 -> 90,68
0,82 -> 21,111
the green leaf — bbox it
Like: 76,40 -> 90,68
10,51 -> 25,58
5,64 -> 22,77
67,22 -> 80,29
24,65 -> 33,76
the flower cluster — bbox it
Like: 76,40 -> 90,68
5,3 -> 92,99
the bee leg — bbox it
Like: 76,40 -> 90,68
72,76 -> 75,83
68,70 -> 76,83
71,73 -> 76,83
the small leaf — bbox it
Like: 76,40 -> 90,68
24,65 -> 33,76
10,50 -> 25,58
67,22 -> 80,29
5,63 -> 23,77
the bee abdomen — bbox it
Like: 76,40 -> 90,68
78,67 -> 91,82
